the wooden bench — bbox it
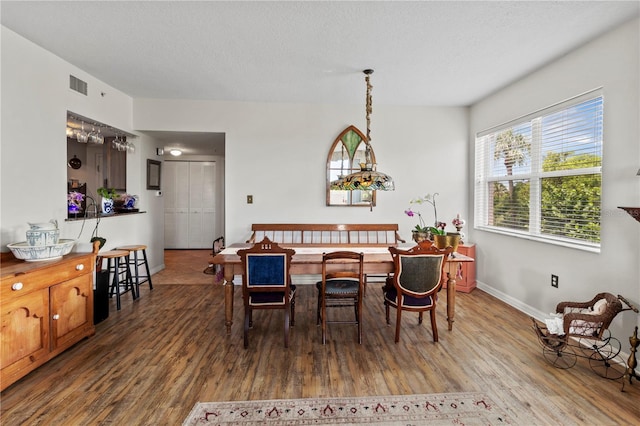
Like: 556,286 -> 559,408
246,224 -> 405,295
246,223 -> 405,246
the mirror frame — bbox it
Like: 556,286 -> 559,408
147,159 -> 162,190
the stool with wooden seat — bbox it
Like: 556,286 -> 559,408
116,244 -> 153,297
98,249 -> 136,310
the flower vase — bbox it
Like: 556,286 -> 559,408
433,232 -> 461,252
101,197 -> 114,215
455,225 -> 464,243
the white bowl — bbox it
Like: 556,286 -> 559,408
7,239 -> 77,262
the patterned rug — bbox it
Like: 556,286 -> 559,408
183,392 -> 515,425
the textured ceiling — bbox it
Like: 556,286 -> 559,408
2,1 -> 638,155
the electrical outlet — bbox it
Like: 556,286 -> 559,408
247,195 -> 253,204
551,274 -> 559,288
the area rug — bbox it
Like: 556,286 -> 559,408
183,392 -> 515,425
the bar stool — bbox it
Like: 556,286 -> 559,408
116,244 -> 153,297
99,250 -> 136,311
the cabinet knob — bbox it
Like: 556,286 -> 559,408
12,282 -> 24,291
76,264 -> 84,271
52,314 -> 60,320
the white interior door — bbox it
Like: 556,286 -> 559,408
164,161 -> 216,249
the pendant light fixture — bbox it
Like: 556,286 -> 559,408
331,69 -> 395,193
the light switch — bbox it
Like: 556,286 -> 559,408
247,195 -> 253,204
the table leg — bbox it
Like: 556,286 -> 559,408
223,266 -> 235,336
445,263 -> 457,331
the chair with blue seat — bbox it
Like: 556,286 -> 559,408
316,251 -> 365,344
237,237 -> 296,349
382,241 -> 452,343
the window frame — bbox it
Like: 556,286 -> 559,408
474,89 -> 603,252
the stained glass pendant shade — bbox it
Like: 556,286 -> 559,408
331,69 -> 395,192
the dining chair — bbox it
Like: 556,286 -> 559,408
382,241 -> 452,343
316,251 -> 365,344
237,237 -> 296,349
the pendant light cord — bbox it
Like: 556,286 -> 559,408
365,72 -> 373,144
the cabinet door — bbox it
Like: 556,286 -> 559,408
50,275 -> 93,352
455,244 -> 476,293
1,288 -> 50,388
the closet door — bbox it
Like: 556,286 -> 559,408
188,162 -> 216,248
164,161 -> 216,249
164,161 -> 190,248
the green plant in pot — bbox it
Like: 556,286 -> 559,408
97,187 -> 118,199
97,187 -> 117,215
431,222 -> 460,252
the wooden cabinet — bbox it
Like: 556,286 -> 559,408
0,244 -> 98,391
455,244 -> 476,293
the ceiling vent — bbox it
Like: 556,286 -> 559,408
69,75 -> 87,96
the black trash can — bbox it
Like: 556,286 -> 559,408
94,269 -> 109,324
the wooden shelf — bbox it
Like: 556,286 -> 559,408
618,207 -> 640,224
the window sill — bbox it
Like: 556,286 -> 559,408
475,225 -> 601,253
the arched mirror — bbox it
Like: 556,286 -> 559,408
326,125 -> 377,207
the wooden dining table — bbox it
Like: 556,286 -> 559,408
211,244 -> 473,336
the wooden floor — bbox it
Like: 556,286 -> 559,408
1,250 -> 639,425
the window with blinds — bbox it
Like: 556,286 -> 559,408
474,89 -> 603,250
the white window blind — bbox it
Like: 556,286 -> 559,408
475,89 -> 603,250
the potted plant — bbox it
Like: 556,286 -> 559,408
67,191 -> 84,216
97,187 -> 118,214
405,193 -> 440,242
431,221 -> 461,252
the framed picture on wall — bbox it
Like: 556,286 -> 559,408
147,159 -> 161,190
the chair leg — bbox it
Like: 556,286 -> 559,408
243,307 -> 251,349
284,305 -> 290,348
430,309 -> 439,342
418,311 -> 423,325
354,297 -> 358,322
357,295 -> 363,344
110,258 -> 122,311
290,295 -> 296,326
395,307 -> 402,343
142,249 -> 153,290
316,291 -> 322,325
385,302 -> 391,325
321,299 -> 327,345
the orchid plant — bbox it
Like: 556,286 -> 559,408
404,193 -> 446,235
67,191 -> 84,208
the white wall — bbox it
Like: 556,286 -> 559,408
133,100 -> 470,245
1,24 -> 469,277
10,17 -> 636,342
0,27 -> 164,273
469,18 -> 640,335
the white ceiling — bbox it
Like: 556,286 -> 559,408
2,1 -> 638,154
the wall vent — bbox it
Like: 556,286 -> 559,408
69,75 -> 87,95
